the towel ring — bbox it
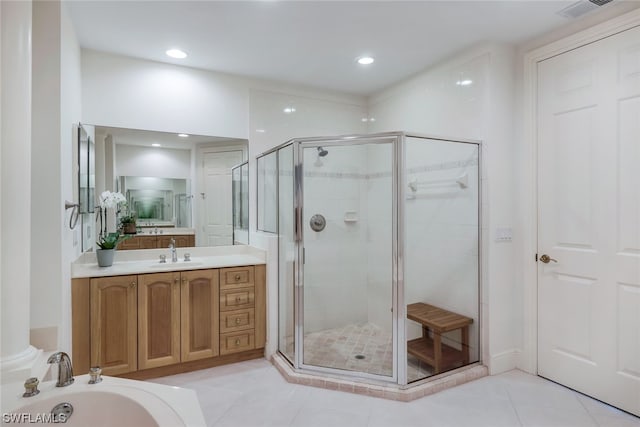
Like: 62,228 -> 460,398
65,201 -> 80,230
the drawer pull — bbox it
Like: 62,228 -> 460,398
235,339 -> 240,346
235,318 -> 241,324
235,296 -> 242,302
235,274 -> 241,281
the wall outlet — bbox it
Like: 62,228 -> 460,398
495,227 -> 513,242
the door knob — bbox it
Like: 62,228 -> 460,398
539,254 -> 558,264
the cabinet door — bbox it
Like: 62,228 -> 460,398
90,275 -> 137,375
181,269 -> 219,361
157,236 -> 172,248
117,236 -> 140,250
174,235 -> 192,248
138,272 -> 181,370
139,236 -> 158,249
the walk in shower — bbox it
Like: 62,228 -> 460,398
258,132 -> 480,386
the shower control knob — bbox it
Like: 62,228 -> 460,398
310,214 -> 326,232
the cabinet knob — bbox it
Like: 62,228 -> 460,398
130,282 -> 136,288
235,317 -> 241,324
174,278 -> 180,284
235,296 -> 242,303
235,339 -> 240,346
182,278 -> 188,284
235,274 -> 241,281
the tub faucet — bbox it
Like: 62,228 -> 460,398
47,352 -> 74,387
169,238 -> 177,262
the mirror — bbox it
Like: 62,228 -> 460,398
78,124 -> 95,214
117,176 -> 191,227
91,125 -> 248,250
257,151 -> 277,233
232,161 -> 249,244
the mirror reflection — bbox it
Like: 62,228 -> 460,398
90,125 -> 248,250
232,161 -> 249,244
118,176 -> 191,227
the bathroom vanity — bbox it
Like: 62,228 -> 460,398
70,246 -> 266,380
116,230 -> 196,250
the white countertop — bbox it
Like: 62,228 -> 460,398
72,245 -> 266,278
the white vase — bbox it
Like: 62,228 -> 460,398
96,249 -> 115,267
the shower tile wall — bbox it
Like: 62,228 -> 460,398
303,145 -> 370,333
403,139 -> 480,362
364,144 -> 393,334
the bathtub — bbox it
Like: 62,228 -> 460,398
1,374 -> 205,426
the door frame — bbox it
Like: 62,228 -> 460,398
521,8 -> 640,374
195,143 -> 247,246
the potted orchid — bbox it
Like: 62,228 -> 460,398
95,191 -> 127,267
95,232 -> 129,267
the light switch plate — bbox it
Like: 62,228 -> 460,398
495,227 -> 513,242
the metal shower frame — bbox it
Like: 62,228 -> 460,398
257,131 -> 482,386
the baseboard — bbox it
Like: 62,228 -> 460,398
489,349 -> 521,375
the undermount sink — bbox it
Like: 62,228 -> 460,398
147,261 -> 204,270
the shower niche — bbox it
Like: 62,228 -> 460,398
258,132 -> 480,387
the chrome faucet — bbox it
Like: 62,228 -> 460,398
47,352 -> 74,387
169,238 -> 177,262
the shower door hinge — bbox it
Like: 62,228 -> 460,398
535,253 -> 538,262
303,247 -> 305,264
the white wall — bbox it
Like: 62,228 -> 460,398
1,0 -> 35,372
115,145 -> 191,179
60,3 -> 83,353
30,1 -> 82,353
368,44 -> 517,374
81,50 -> 249,139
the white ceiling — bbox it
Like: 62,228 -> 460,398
69,1 -> 609,95
95,126 -> 246,149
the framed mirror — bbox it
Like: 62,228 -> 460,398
78,124 -> 95,214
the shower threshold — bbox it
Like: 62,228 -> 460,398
271,352 -> 487,402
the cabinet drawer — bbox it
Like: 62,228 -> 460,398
220,288 -> 254,311
220,267 -> 254,289
220,308 -> 255,333
220,331 -> 255,355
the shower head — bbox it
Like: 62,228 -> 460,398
317,146 -> 328,157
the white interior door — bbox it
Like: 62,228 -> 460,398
537,26 -> 640,416
200,150 -> 243,246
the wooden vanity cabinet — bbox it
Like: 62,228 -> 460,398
72,265 -> 265,378
137,272 -> 181,370
117,234 -> 195,250
180,269 -> 219,362
158,235 -> 195,249
118,235 -> 157,250
89,275 -> 138,376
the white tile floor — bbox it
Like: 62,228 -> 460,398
148,358 -> 640,427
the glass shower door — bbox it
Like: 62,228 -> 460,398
300,139 -> 395,379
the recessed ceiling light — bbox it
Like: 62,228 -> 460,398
152,143 -> 161,147
177,133 -> 189,138
456,79 -> 473,86
166,49 -> 187,59
357,56 -> 375,65
255,129 -> 266,133
283,107 -> 296,114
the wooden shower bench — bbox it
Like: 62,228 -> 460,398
406,302 -> 473,374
